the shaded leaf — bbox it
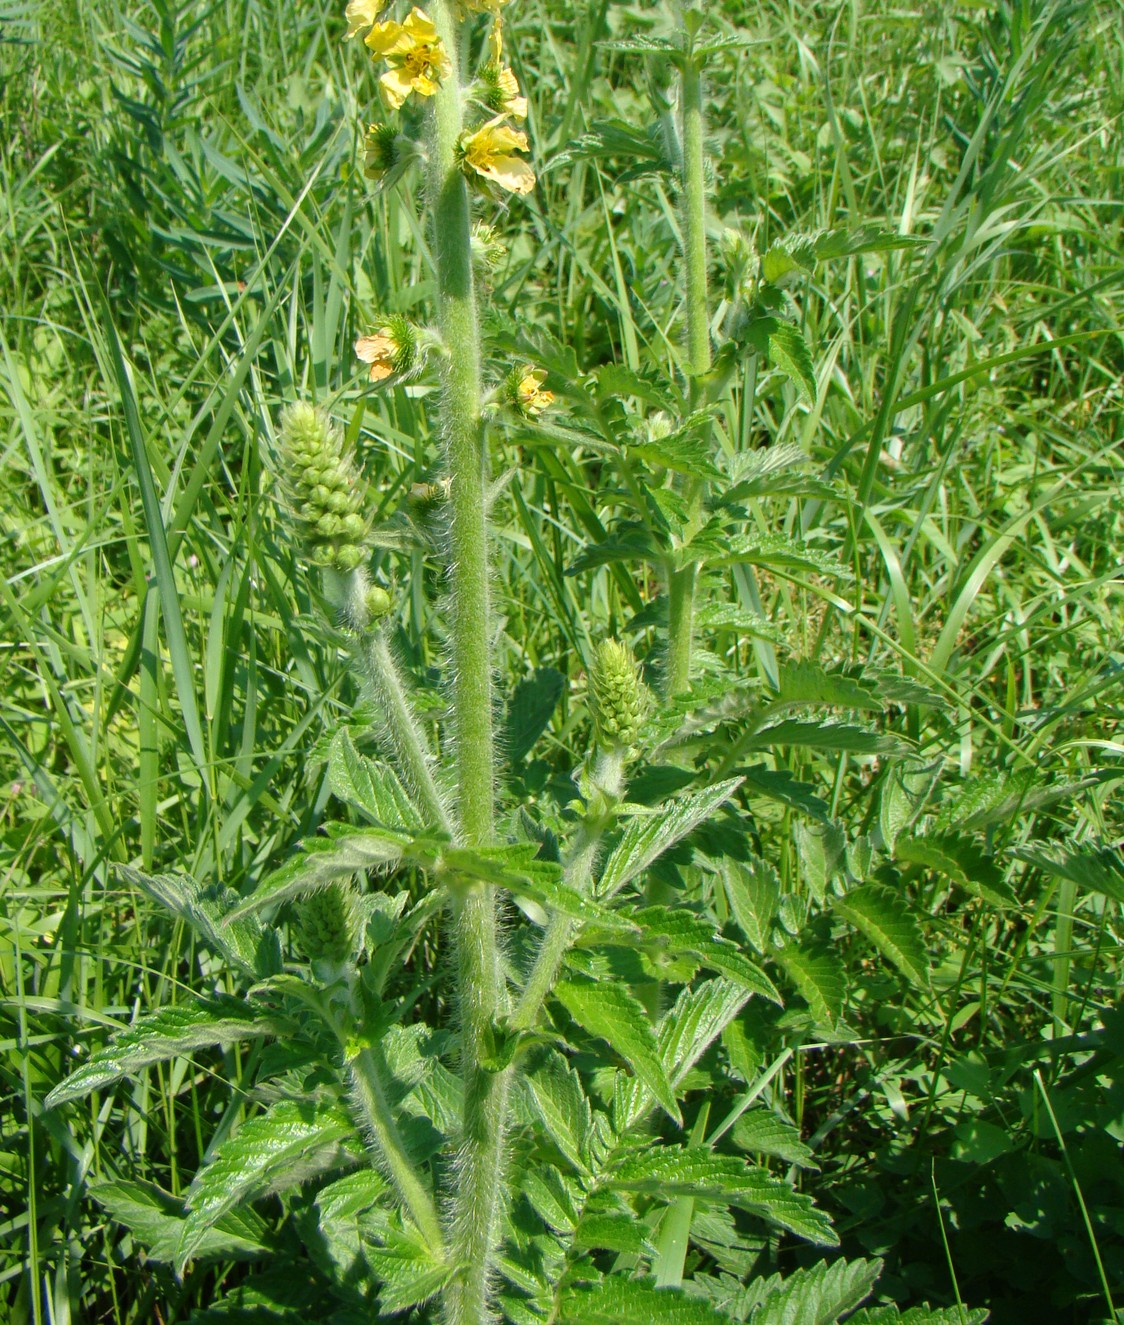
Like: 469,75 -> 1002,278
833,884 -> 929,987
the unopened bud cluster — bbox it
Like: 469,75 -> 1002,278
296,881 -> 360,970
591,639 -> 645,750
278,404 -> 369,572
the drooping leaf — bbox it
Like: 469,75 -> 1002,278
178,1099 -> 361,1269
612,1147 -> 837,1246
774,946 -> 846,1026
554,979 -> 680,1123
833,884 -> 930,987
560,1277 -> 733,1325
90,1179 -> 271,1263
730,1110 -> 817,1169
894,833 -> 1016,907
566,523 -> 663,575
706,531 -> 849,580
598,779 -> 743,899
739,765 -> 832,823
46,996 -> 289,1108
505,668 -> 566,763
721,444 -> 837,502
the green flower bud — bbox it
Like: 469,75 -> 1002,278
277,403 -> 369,574
471,221 -> 507,275
591,639 -> 646,751
364,585 -> 392,621
296,882 -> 359,973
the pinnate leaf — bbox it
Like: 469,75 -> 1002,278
833,884 -> 930,987
598,779 -> 743,899
46,995 -> 287,1108
554,978 -> 680,1123
612,1146 -> 837,1245
178,1099 -> 360,1269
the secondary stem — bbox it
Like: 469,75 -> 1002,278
665,42 -> 711,700
348,1046 -> 445,1256
426,6 -> 506,1320
362,630 -> 452,835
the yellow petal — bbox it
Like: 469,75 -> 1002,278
477,154 -> 536,194
378,66 -> 414,110
345,0 -> 382,39
401,6 -> 439,43
365,19 -> 409,58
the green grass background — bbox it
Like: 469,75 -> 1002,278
1,0 -> 1122,1321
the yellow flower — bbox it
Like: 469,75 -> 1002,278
364,7 -> 451,110
459,115 -> 535,194
344,0 -> 383,40
515,365 -> 553,416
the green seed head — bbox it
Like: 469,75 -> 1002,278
591,639 -> 646,751
296,882 -> 359,972
277,404 -> 369,573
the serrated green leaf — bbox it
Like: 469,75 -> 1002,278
178,1099 -> 360,1270
566,524 -> 663,575
707,531 -> 849,579
505,668 -> 566,763
742,721 -> 911,756
739,764 -> 832,823
767,323 -> 817,401
522,1052 -> 593,1174
762,239 -> 817,284
327,727 -> 423,831
775,947 -> 846,1026
367,1221 -> 451,1313
813,223 -> 928,261
833,884 -> 929,987
793,819 -> 847,903
118,866 -> 279,977
628,905 -> 782,1004
224,826 -> 412,921
742,1255 -> 881,1324
1016,843 -> 1124,903
598,779 -> 743,899
560,1278 -> 732,1325
730,1110 -> 817,1169
573,1212 -> 655,1255
722,856 -> 780,954
90,1179 -> 271,1263
773,662 -> 883,711
311,1170 -> 387,1286
554,978 -> 680,1123
612,1147 -> 837,1245
894,834 -> 1016,906
620,980 -> 750,1129
46,996 -> 288,1108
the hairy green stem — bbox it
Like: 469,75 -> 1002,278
348,1046 -> 445,1256
511,751 -> 625,1032
362,630 -> 451,834
665,42 -> 711,700
426,6 -> 506,1321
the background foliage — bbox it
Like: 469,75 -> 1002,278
2,0 -> 1122,1321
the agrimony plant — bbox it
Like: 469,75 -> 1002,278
42,4 -> 992,1325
